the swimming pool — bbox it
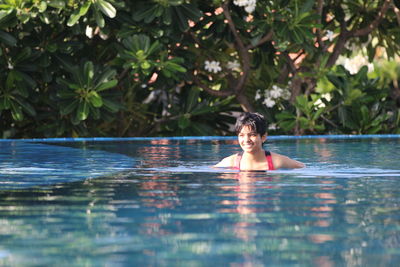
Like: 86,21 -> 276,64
1,136 -> 400,266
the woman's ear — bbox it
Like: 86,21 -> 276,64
262,134 -> 267,142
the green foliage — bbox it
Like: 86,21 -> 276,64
160,88 -> 238,136
326,65 -> 396,134
0,0 -> 399,138
276,94 -> 325,134
274,64 -> 399,135
56,61 -> 120,124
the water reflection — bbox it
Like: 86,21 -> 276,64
1,139 -> 400,266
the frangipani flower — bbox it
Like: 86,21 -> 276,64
263,97 -> 276,108
227,60 -> 241,71
233,0 -> 257,13
204,60 -> 222,73
325,30 -> 334,42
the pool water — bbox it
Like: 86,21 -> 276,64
1,137 -> 400,266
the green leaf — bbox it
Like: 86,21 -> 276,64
13,47 -> 31,64
147,40 -> 161,56
165,61 -> 186,73
47,0 -> 65,9
173,6 -> 189,32
76,100 -> 89,121
185,89 -> 199,112
295,95 -> 309,109
132,5 -> 158,22
180,4 -> 202,21
10,101 -> 23,121
312,107 -> 325,120
0,30 -> 17,46
94,68 -> 116,87
88,91 -> 103,107
163,7 -> 172,25
38,1 -> 47,12
94,8 -> 105,28
96,0 -> 116,18
60,99 -> 79,115
96,79 -> 117,91
178,115 -> 190,129
276,112 -> 295,120
3,97 -> 11,109
79,1 -> 91,16
279,120 -> 296,131
57,89 -> 76,99
67,10 -> 82,27
83,61 -> 94,86
300,0 -> 315,13
327,74 -> 345,90
102,98 -> 120,113
360,105 -> 369,121
14,97 -> 36,116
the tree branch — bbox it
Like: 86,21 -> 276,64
315,0 -> 326,51
326,9 -> 350,68
192,74 -> 233,97
283,52 -> 298,74
222,1 -> 250,95
393,1 -> 400,26
353,0 -> 391,37
246,30 -> 273,50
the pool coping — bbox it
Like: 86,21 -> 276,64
1,134 -> 400,142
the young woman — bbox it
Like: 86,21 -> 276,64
214,112 -> 305,171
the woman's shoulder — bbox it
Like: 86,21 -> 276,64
270,152 -> 305,169
214,154 -> 238,168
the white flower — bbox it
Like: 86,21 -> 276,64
270,85 -> 283,99
255,90 -> 262,100
314,99 -> 326,108
204,60 -> 222,73
268,123 -> 278,130
321,93 -> 332,102
325,30 -> 334,42
233,0 -> 257,13
226,60 -> 241,71
263,97 -> 276,108
339,54 -> 373,75
85,25 -> 94,39
233,0 -> 249,7
244,2 -> 256,13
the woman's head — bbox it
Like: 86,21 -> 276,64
234,112 -> 267,136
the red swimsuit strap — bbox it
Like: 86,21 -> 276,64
265,151 -> 275,170
234,151 -> 275,170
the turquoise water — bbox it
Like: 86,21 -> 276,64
1,138 -> 400,266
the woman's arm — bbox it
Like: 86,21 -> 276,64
213,154 -> 236,168
272,152 -> 305,169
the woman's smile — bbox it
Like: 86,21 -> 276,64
237,126 -> 265,153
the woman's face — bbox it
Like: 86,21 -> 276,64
237,125 -> 266,153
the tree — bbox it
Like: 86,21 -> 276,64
0,0 -> 399,138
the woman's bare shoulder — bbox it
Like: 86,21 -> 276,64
214,154 -> 237,168
270,152 -> 305,169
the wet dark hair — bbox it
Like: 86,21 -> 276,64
234,112 -> 267,136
